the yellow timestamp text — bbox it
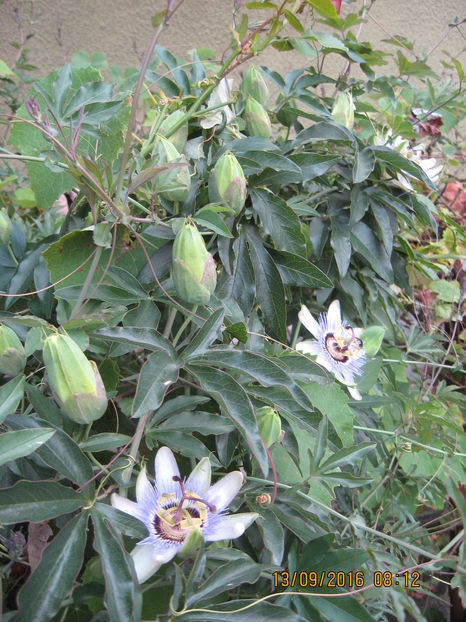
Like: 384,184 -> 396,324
273,570 -> 421,590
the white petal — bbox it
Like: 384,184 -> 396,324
298,305 -> 321,339
348,385 -> 362,400
111,493 -> 145,522
335,369 -> 354,386
206,471 -> 243,512
154,446 -> 180,494
316,354 -> 333,373
205,512 -> 258,542
296,340 -> 320,355
396,173 -> 413,191
327,300 -> 342,332
185,457 -> 211,495
130,543 -> 176,584
136,467 -> 156,505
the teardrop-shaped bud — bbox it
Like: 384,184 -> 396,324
331,92 -> 355,130
172,218 -> 217,305
276,93 -> 298,127
241,66 -> 269,106
153,136 -> 191,202
244,97 -> 272,138
213,152 -> 247,215
256,406 -> 282,448
159,110 -> 188,153
43,334 -> 108,424
0,211 -> 10,244
0,324 -> 26,376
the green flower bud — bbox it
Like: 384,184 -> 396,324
213,152 -> 247,215
241,66 -> 269,106
0,324 -> 26,376
43,334 -> 108,424
331,92 -> 355,130
256,406 -> 282,448
244,97 -> 272,138
276,93 -> 298,127
153,136 -> 191,202
0,211 -> 10,244
172,218 -> 217,305
159,110 -> 188,153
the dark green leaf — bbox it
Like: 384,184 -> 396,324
271,250 -> 332,288
371,146 -> 435,189
231,232 -> 255,316
0,481 -> 85,524
353,147 -> 375,183
0,428 -> 55,466
0,375 -> 25,424
15,513 -> 88,622
182,308 -> 225,359
94,326 -> 177,358
319,442 -> 377,472
132,351 -> 179,418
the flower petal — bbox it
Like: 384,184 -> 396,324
296,340 -> 320,355
298,305 -> 321,339
348,385 -> 362,400
185,457 -> 211,495
130,542 -> 177,584
136,466 -> 156,506
206,471 -> 243,512
111,493 -> 146,522
154,446 -> 180,494
316,354 -> 333,373
205,512 -> 258,542
327,300 -> 342,332
335,369 -> 354,386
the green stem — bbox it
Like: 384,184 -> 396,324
247,476 -> 441,561
119,410 -> 153,497
382,358 -> 464,371
163,307 -> 178,339
173,305 -> 198,347
69,246 -> 103,320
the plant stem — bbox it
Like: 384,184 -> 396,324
69,246 -> 103,320
173,305 -> 198,347
163,306 -> 178,339
119,410 -> 153,497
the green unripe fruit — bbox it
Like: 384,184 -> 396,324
159,110 -> 188,153
276,93 -> 298,127
213,152 -> 247,215
0,324 -> 26,376
172,218 -> 217,305
331,92 -> 355,130
43,334 -> 108,424
256,406 -> 282,448
153,136 -> 191,202
0,211 -> 10,244
241,66 -> 269,106
244,97 -> 272,138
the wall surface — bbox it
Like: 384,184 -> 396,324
0,1 -> 464,84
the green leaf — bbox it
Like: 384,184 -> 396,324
13,187 -> 37,208
319,442 -> 376,472
271,250 -> 332,288
231,232 -> 255,316
353,147 -> 375,183
361,325 -> 385,356
246,226 -> 286,342
6,244 -> 47,309
371,146 -> 435,189
0,428 -> 55,466
15,513 -> 88,622
92,509 -> 142,622
225,321 -> 248,344
195,207 -> 233,238
6,415 -> 94,494
250,189 -> 305,255
94,326 -> 177,358
79,433 -> 131,452
304,383 -> 353,446
94,502 -> 148,539
0,375 -> 25,424
0,481 -> 85,524
182,308 -> 225,359
0,59 -> 14,77
256,509 -> 284,565
330,216 -> 351,278
350,221 -> 393,282
132,351 -> 179,418
177,601 -> 305,621
187,364 -> 268,476
284,9 -> 305,33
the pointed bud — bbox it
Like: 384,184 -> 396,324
331,92 -> 355,130
212,152 -> 247,215
244,97 -> 272,138
241,66 -> 269,106
0,324 -> 26,377
172,218 -> 217,305
153,136 -> 191,202
276,93 -> 298,127
256,406 -> 282,448
159,110 -> 188,153
43,334 -> 107,424
0,211 -> 10,244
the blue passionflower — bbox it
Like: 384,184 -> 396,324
111,446 -> 258,583
297,300 -> 366,400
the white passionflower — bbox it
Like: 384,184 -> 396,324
297,301 -> 366,400
376,130 -> 442,191
111,446 -> 258,583
200,78 -> 235,129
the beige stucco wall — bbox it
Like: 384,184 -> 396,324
0,1 -> 464,84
